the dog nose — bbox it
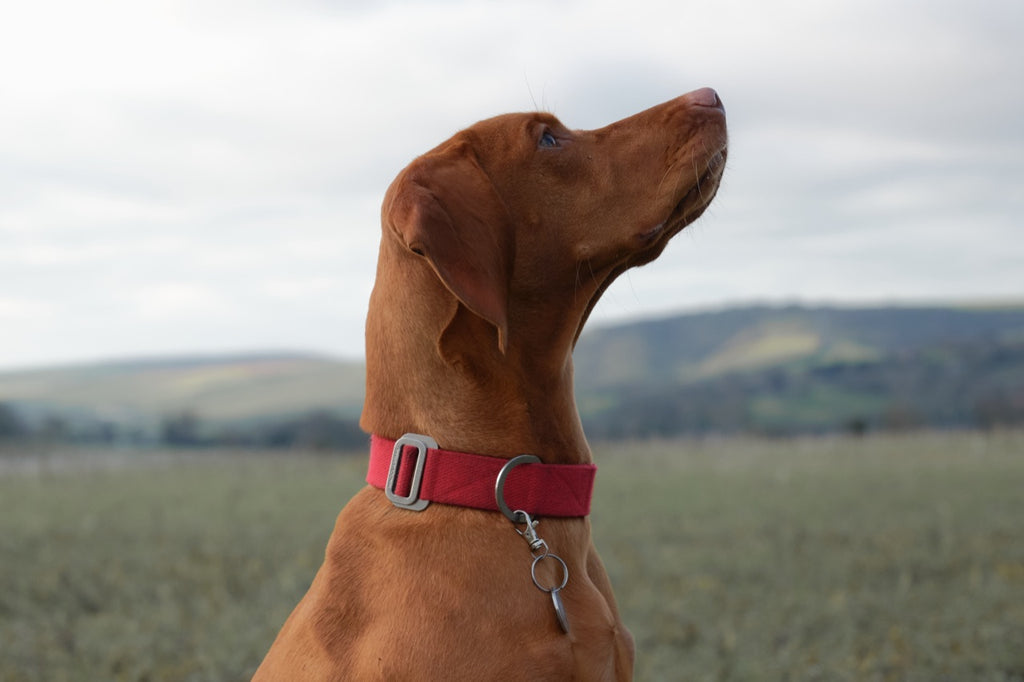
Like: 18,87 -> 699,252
689,87 -> 724,111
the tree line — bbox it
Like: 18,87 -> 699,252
3,337 -> 1022,450
0,403 -> 368,451
580,340 -> 1024,439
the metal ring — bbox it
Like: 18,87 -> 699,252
530,552 -> 569,593
495,454 -> 541,522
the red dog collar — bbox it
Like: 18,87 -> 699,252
367,434 -> 596,517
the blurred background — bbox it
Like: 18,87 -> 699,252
1,1 -> 1022,680
1,0 -> 1021,443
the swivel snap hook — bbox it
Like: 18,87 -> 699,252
514,510 -> 548,556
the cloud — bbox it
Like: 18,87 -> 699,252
0,0 -> 1021,369
0,296 -> 55,321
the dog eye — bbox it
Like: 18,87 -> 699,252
538,131 -> 559,149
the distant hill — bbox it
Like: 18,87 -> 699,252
574,304 -> 1024,436
574,305 -> 1024,390
0,354 -> 365,445
2,304 -> 1023,445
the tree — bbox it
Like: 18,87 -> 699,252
0,402 -> 27,441
161,411 -> 203,447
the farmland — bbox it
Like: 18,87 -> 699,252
2,431 -> 1023,681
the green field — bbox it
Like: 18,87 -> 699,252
2,432 -> 1023,681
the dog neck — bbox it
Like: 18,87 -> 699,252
360,243 -> 592,465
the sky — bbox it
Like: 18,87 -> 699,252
1,0 -> 1022,370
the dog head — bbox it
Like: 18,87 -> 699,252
381,88 -> 728,354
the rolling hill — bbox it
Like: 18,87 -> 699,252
0,354 -> 365,420
0,354 -> 365,445
2,304 -> 1023,444
574,304 -> 1024,436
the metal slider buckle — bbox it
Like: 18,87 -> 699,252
385,433 -> 437,511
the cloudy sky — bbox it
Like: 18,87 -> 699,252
2,0 -> 1021,370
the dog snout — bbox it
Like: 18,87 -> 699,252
687,87 -> 724,111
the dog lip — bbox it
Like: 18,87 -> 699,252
659,148 -> 726,233
637,221 -> 666,245
635,146 -> 726,247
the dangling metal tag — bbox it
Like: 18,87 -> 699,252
531,551 -> 571,635
550,587 -> 571,634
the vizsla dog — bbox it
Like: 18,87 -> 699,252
254,88 -> 727,680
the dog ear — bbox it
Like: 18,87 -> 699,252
386,148 -> 513,353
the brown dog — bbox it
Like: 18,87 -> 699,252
253,88 -> 727,680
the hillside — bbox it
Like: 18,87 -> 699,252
575,304 -> 1024,436
2,304 -> 1023,444
0,354 -> 364,443
574,304 -> 1024,391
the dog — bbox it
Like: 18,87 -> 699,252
253,87 -> 727,680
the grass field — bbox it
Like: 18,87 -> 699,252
1,431 -> 1023,681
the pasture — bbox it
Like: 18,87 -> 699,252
1,431 -> 1022,681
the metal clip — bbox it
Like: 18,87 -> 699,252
514,510 -> 549,556
494,453 -> 571,634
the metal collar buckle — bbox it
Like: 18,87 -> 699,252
385,433 -> 437,511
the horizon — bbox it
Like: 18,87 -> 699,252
3,1 -> 1022,370
4,296 -> 1022,373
